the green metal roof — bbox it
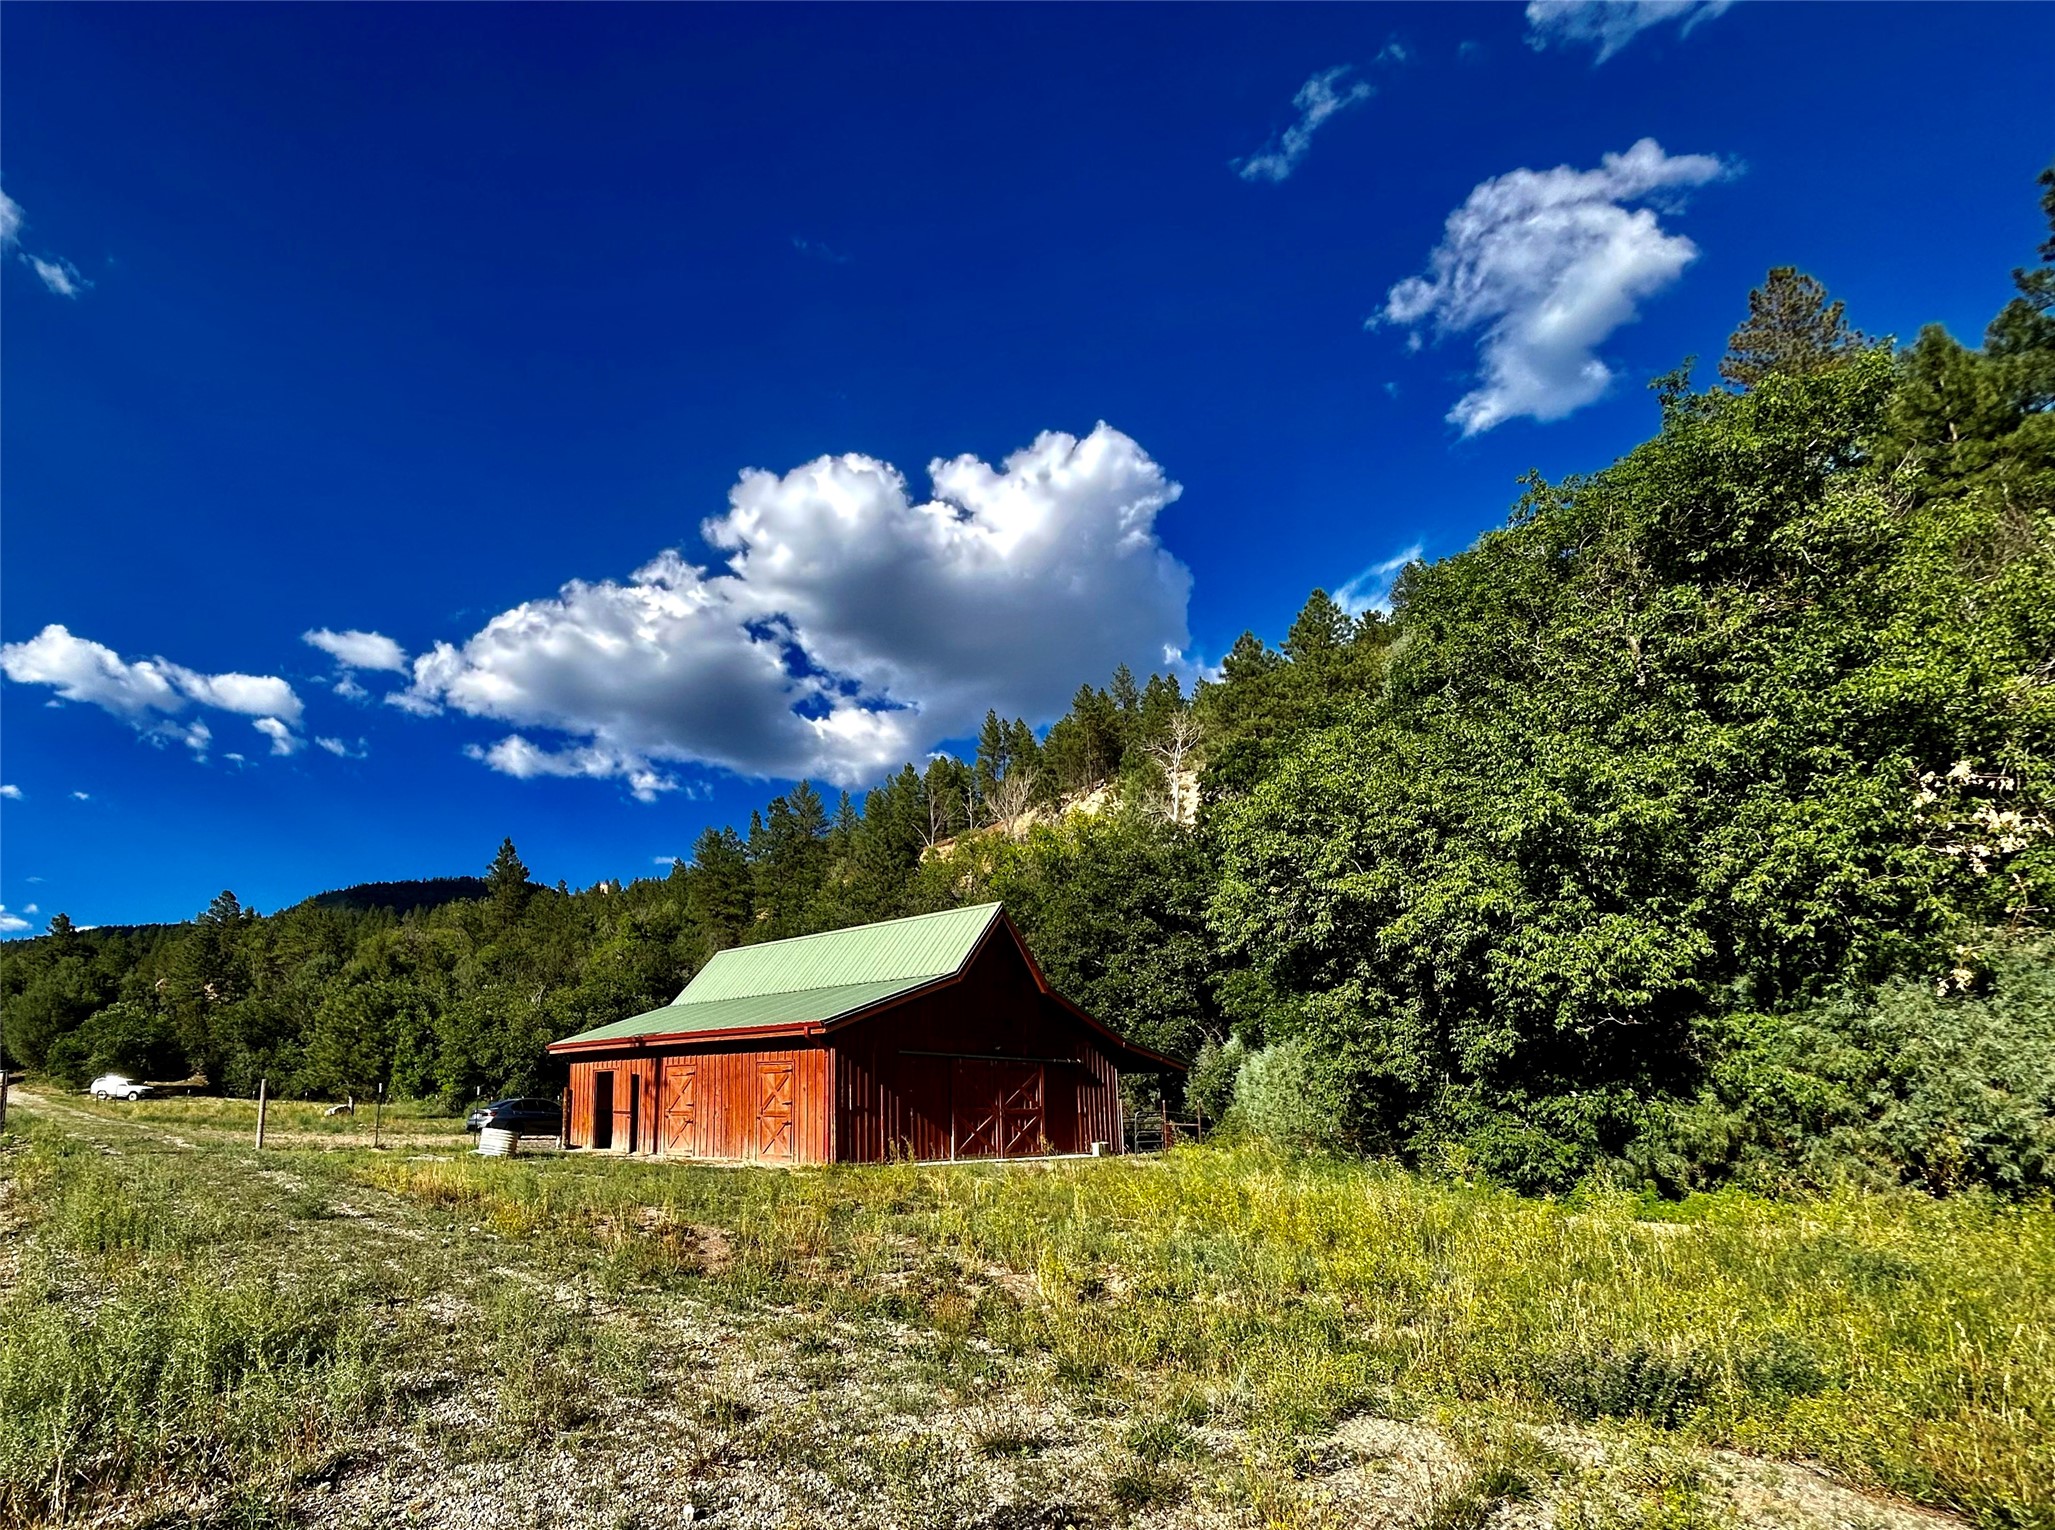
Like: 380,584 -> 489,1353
550,904 -> 1002,1048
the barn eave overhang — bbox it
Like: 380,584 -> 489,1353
546,1019 -> 826,1055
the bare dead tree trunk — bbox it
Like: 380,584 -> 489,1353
988,765 -> 1039,832
922,781 -> 962,850
1147,709 -> 1203,823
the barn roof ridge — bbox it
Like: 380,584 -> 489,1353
696,900 -> 1003,962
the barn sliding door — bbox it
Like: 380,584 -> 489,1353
998,1065 -> 1045,1157
952,1060 -> 1046,1159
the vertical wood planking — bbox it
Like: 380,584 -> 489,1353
827,929 -> 1126,1161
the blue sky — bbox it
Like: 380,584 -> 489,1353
4,2 -> 2050,933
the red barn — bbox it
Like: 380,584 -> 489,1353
548,903 -> 1182,1163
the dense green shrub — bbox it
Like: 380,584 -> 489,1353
1651,936 -> 2055,1195
1232,1038 -> 1342,1149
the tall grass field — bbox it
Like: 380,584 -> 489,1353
368,1145 -> 2055,1526
2,1095 -> 2050,1528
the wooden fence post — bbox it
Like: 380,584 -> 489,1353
255,1078 -> 268,1150
373,1083 -> 384,1150
0,1067 -> 10,1134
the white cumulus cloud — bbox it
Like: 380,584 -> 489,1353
392,424 -> 1192,795
0,189 -> 22,247
1526,1 -> 1732,62
315,736 -> 369,759
1379,138 -> 1730,434
0,784 -> 20,800
303,628 -> 409,673
0,907 -> 31,935
1236,66 -> 1373,184
0,624 -> 305,756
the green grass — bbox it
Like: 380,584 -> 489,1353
360,1144 -> 2055,1527
0,1122 -> 400,1526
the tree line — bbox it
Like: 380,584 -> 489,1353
5,170 -> 2050,1195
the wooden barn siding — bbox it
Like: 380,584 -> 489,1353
831,932 -> 1123,1162
565,1043 -> 830,1163
565,1055 -> 660,1155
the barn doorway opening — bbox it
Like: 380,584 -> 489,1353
591,1071 -> 614,1150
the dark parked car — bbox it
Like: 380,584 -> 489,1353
464,1097 -> 564,1136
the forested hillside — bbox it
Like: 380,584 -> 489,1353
6,173 -> 2051,1196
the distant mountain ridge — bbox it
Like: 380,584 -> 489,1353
301,877 -> 492,916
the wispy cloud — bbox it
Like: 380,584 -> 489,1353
0,907 -> 32,935
254,717 -> 302,756
1335,543 -> 1424,617
0,784 -> 20,801
791,235 -> 852,265
1379,138 -> 1731,434
1525,0 -> 1732,63
71,791 -> 91,802
303,628 -> 408,673
0,624 -> 303,760
1236,66 -> 1374,184
2,184 -> 92,298
315,736 -> 368,759
26,254 -> 88,299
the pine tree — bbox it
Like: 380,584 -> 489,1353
1984,164 -> 2055,405
685,826 -> 752,953
752,786 -> 830,935
486,838 -> 531,921
1109,664 -> 1142,723
921,756 -> 968,843
1719,266 -> 1868,388
974,709 -> 1012,813
1283,589 -> 1351,664
1219,631 -> 1282,685
1004,719 -> 1045,801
